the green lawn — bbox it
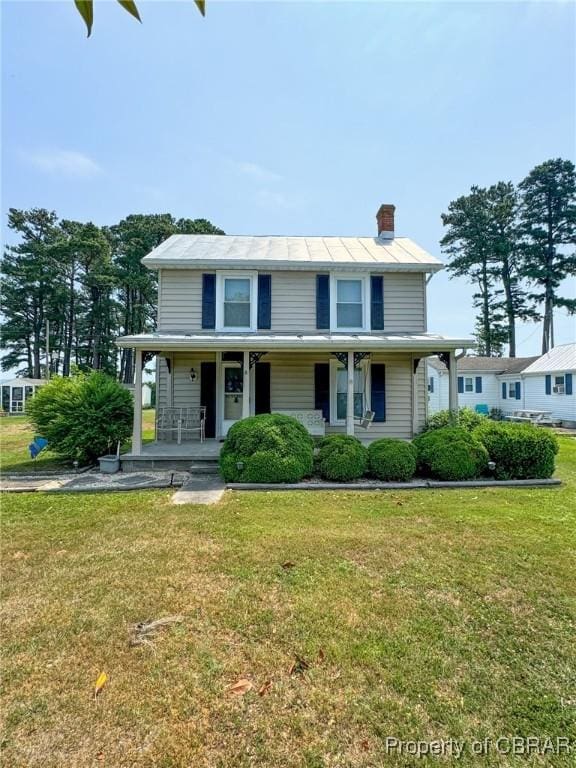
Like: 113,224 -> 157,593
0,410 -> 156,473
1,432 -> 575,767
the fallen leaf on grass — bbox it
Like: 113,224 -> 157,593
360,739 -> 370,752
258,680 -> 272,696
317,648 -> 325,663
226,678 -> 253,696
94,672 -> 108,699
281,561 -> 295,569
288,655 -> 309,676
130,615 -> 184,647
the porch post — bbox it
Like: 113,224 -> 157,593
346,350 -> 355,436
448,350 -> 458,419
242,350 -> 250,420
132,348 -> 143,455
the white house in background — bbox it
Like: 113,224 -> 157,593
427,343 -> 576,426
522,343 -> 576,427
427,356 -> 538,414
0,378 -> 45,413
116,203 -> 475,462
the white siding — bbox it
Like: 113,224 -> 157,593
523,374 -> 576,422
457,372 -> 500,411
498,375 -> 524,412
157,269 -> 426,334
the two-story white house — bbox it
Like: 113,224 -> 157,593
117,205 -> 474,465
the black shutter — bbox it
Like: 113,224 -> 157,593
475,376 -> 482,394
370,275 -> 384,330
502,382 -> 507,400
314,363 -> 330,421
545,375 -> 552,395
316,275 -> 330,329
458,376 -> 464,394
371,363 -> 386,422
515,381 -> 521,400
566,373 -> 573,395
201,274 -> 216,329
200,362 -> 216,438
255,362 -> 271,414
257,274 -> 272,330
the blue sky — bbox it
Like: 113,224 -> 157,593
2,0 -> 575,354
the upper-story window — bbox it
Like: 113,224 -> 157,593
330,275 -> 369,331
216,273 -> 257,331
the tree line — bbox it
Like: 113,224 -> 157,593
441,158 -> 575,356
1,211 -> 224,381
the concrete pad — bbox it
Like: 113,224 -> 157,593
171,475 -> 225,505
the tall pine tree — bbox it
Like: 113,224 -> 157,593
519,158 -> 576,353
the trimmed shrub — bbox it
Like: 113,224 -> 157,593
27,372 -> 133,465
219,413 -> 314,483
422,407 -> 487,434
413,426 -> 488,481
316,434 -> 368,482
367,439 -> 417,482
473,421 -> 559,479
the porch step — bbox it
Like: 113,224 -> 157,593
188,462 -> 221,475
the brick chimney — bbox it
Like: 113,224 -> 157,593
376,204 -> 395,239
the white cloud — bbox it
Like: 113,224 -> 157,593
23,149 -> 102,178
233,160 -> 283,183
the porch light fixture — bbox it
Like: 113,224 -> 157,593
189,368 -> 197,382
487,461 -> 496,472
236,461 -> 244,471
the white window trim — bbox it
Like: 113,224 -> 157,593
329,358 -> 371,426
215,272 -> 258,332
464,377 -> 474,392
508,380 -> 520,398
329,273 -> 370,332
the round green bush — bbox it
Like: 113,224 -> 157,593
473,421 -> 559,479
316,434 -> 368,482
219,413 -> 314,483
26,372 -> 133,465
413,426 -> 488,481
423,407 -> 487,434
367,439 -> 417,481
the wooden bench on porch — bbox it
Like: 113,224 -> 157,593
156,407 -> 206,443
273,409 -> 326,437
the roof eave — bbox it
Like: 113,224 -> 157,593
141,258 -> 444,273
115,334 -> 474,352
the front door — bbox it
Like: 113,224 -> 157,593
221,363 -> 244,436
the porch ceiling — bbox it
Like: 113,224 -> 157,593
116,332 -> 475,352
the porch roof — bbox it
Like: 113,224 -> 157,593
116,332 -> 474,353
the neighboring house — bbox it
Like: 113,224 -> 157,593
427,356 -> 538,414
428,344 -> 576,426
522,343 -> 576,427
117,204 -> 474,456
0,378 -> 45,413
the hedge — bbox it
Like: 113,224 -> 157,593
413,426 -> 488,481
423,407 -> 487,434
316,435 -> 368,482
219,413 -> 314,483
473,421 -> 559,479
367,439 -> 417,481
26,372 -> 133,465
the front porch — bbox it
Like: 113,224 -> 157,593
121,439 -> 221,472
119,334 -> 468,469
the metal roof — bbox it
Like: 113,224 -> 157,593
0,378 -> 45,386
427,356 -> 539,374
141,234 -> 444,272
522,343 -> 576,374
116,332 -> 473,352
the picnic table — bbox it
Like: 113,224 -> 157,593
505,410 -> 560,426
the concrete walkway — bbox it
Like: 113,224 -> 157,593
171,474 -> 225,505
